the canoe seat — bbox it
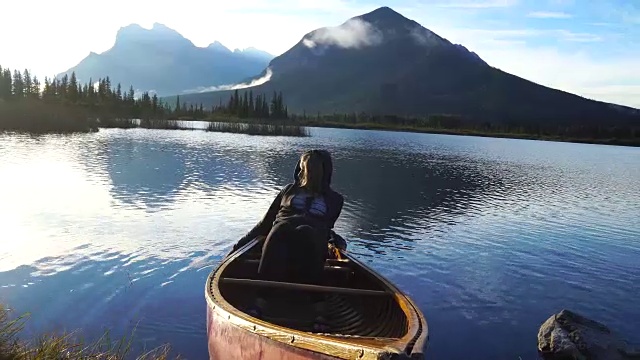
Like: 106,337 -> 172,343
239,259 -> 353,277
220,278 -> 389,297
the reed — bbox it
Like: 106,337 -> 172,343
140,119 -> 193,130
205,121 -> 309,137
0,304 -> 174,360
98,117 -> 139,129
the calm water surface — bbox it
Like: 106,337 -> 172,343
0,128 -> 639,359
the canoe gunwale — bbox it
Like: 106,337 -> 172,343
345,253 -> 429,359
205,238 -> 428,360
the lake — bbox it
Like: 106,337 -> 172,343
1,127 -> 639,359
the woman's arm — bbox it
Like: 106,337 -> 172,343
329,192 -> 344,229
231,184 -> 291,252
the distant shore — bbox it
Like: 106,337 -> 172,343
1,66 -> 637,146
200,116 -> 640,147
308,121 -> 640,147
1,113 -> 637,146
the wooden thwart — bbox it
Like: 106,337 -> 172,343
221,278 -> 389,297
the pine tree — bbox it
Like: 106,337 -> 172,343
32,76 -> 40,99
242,91 -> 249,118
248,90 -> 254,117
12,70 -> 24,98
23,69 -> 32,98
226,94 -> 233,114
77,83 -> 82,102
277,92 -> 284,118
152,94 -> 159,115
69,72 -> 78,103
0,67 -> 12,100
59,74 -> 69,99
262,95 -> 269,119
88,78 -> 94,100
42,77 -> 52,101
253,94 -> 259,117
175,95 -> 181,114
270,91 -> 278,118
51,79 -> 59,99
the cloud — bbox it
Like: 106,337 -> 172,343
589,22 -> 620,27
185,68 -> 273,93
410,26 -> 445,46
436,0 -> 518,9
556,30 -> 602,42
577,85 -> 640,109
527,11 -> 573,19
429,23 -> 640,108
302,18 -> 383,49
448,27 -> 603,43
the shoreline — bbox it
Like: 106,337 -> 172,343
201,117 -> 640,147
1,116 -> 638,147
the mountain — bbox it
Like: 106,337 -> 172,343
174,7 -> 639,126
235,47 -> 274,62
57,23 -> 273,96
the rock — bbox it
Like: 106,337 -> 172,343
538,309 -> 640,360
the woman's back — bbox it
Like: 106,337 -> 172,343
235,150 -> 343,249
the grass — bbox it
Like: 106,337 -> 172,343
206,121 -> 310,137
140,119 -> 196,130
0,304 -> 175,360
98,118 -> 139,129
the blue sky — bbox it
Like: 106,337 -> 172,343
1,0 -> 639,107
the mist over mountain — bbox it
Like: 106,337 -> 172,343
57,23 -> 273,96
174,7 -> 638,126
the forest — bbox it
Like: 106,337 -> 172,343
0,65 -> 289,133
0,64 -> 638,145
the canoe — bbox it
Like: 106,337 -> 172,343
205,236 -> 428,360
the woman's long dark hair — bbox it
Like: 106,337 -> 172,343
299,151 -> 324,194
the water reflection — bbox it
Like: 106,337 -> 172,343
260,150 -> 511,252
0,248 -> 213,359
1,128 -> 639,360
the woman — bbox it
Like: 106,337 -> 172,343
231,149 -> 344,285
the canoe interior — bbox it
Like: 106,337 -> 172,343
218,242 -> 410,339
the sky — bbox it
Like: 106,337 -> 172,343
1,0 -> 639,108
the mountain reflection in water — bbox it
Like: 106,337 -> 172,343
0,127 -> 638,359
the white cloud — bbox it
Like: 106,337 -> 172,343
410,26 -> 445,46
556,30 -> 602,42
302,18 -> 383,49
186,68 -> 273,93
446,27 -> 602,43
428,23 -> 640,108
527,11 -> 573,19
0,0 -> 370,78
577,85 -> 640,108
0,0 -> 638,108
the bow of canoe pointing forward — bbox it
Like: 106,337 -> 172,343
205,237 -> 428,360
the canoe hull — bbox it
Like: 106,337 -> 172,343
207,303 -> 340,360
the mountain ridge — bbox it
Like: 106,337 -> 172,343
170,6 -> 638,125
57,23 -> 274,96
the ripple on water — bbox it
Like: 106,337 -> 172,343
1,129 -> 639,359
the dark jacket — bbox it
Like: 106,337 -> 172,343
234,150 -> 344,250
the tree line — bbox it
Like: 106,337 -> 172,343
185,89 -> 289,120
1,65 -> 291,130
288,112 -> 639,146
